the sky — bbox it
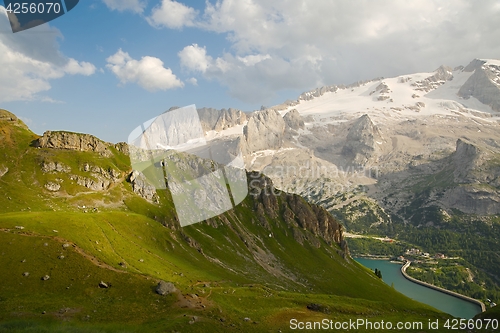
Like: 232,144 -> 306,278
1,0 -> 500,143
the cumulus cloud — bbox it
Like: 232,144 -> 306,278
0,7 -> 96,102
178,44 -> 211,72
153,1 -> 500,103
102,0 -> 146,14
106,49 -> 183,91
110,0 -> 500,100
64,59 -> 97,76
147,0 -> 196,29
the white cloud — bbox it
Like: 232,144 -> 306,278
0,7 -> 96,103
147,0 -> 196,29
106,49 -> 184,91
64,59 -> 97,76
187,78 -> 198,85
178,44 -> 211,73
102,0 -> 146,14
178,0 -> 500,102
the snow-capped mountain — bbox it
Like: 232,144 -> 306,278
197,58 -> 500,227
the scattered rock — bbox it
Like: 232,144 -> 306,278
15,226 -> 24,230
155,281 -> 176,296
243,317 -> 251,322
62,243 -> 71,248
98,281 -> 109,288
44,182 -> 61,192
41,275 -> 50,281
138,258 -> 144,262
22,272 -> 29,277
58,255 -> 65,259
119,262 -> 127,268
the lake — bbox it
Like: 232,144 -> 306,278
355,258 -> 482,319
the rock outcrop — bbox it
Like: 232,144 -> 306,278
129,170 -> 159,203
198,108 -> 247,132
72,164 -> 122,191
248,172 -> 344,247
243,110 -> 285,153
341,114 -> 380,166
459,59 -> 500,112
411,65 -> 454,92
283,109 -> 304,130
36,131 -> 113,157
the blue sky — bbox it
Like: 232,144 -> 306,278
1,0 -> 500,143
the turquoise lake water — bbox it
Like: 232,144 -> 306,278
355,258 -> 482,319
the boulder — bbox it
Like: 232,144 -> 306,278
155,280 -> 177,295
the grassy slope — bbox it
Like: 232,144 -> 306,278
0,110 -> 451,332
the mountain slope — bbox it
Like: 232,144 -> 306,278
0,109 -> 447,332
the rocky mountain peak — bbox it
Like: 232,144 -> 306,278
458,59 -> 500,111
243,109 -> 285,153
197,107 -> 247,132
283,109 -> 304,130
341,114 -> 380,165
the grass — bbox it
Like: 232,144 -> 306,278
0,111 -> 457,332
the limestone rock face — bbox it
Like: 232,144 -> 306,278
129,170 -> 159,203
248,172 -> 344,247
41,161 -> 71,173
244,110 -> 285,153
37,131 -> 113,157
283,109 -> 304,130
198,108 -> 247,132
453,139 -> 483,183
440,186 -> 500,215
341,114 -> 380,166
458,59 -> 500,112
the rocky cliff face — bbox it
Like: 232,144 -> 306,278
459,59 -> 500,112
341,114 -> 380,166
129,170 -> 159,203
198,107 -> 247,132
248,171 -> 344,247
283,109 -> 304,130
243,109 -> 285,153
36,131 -> 116,157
